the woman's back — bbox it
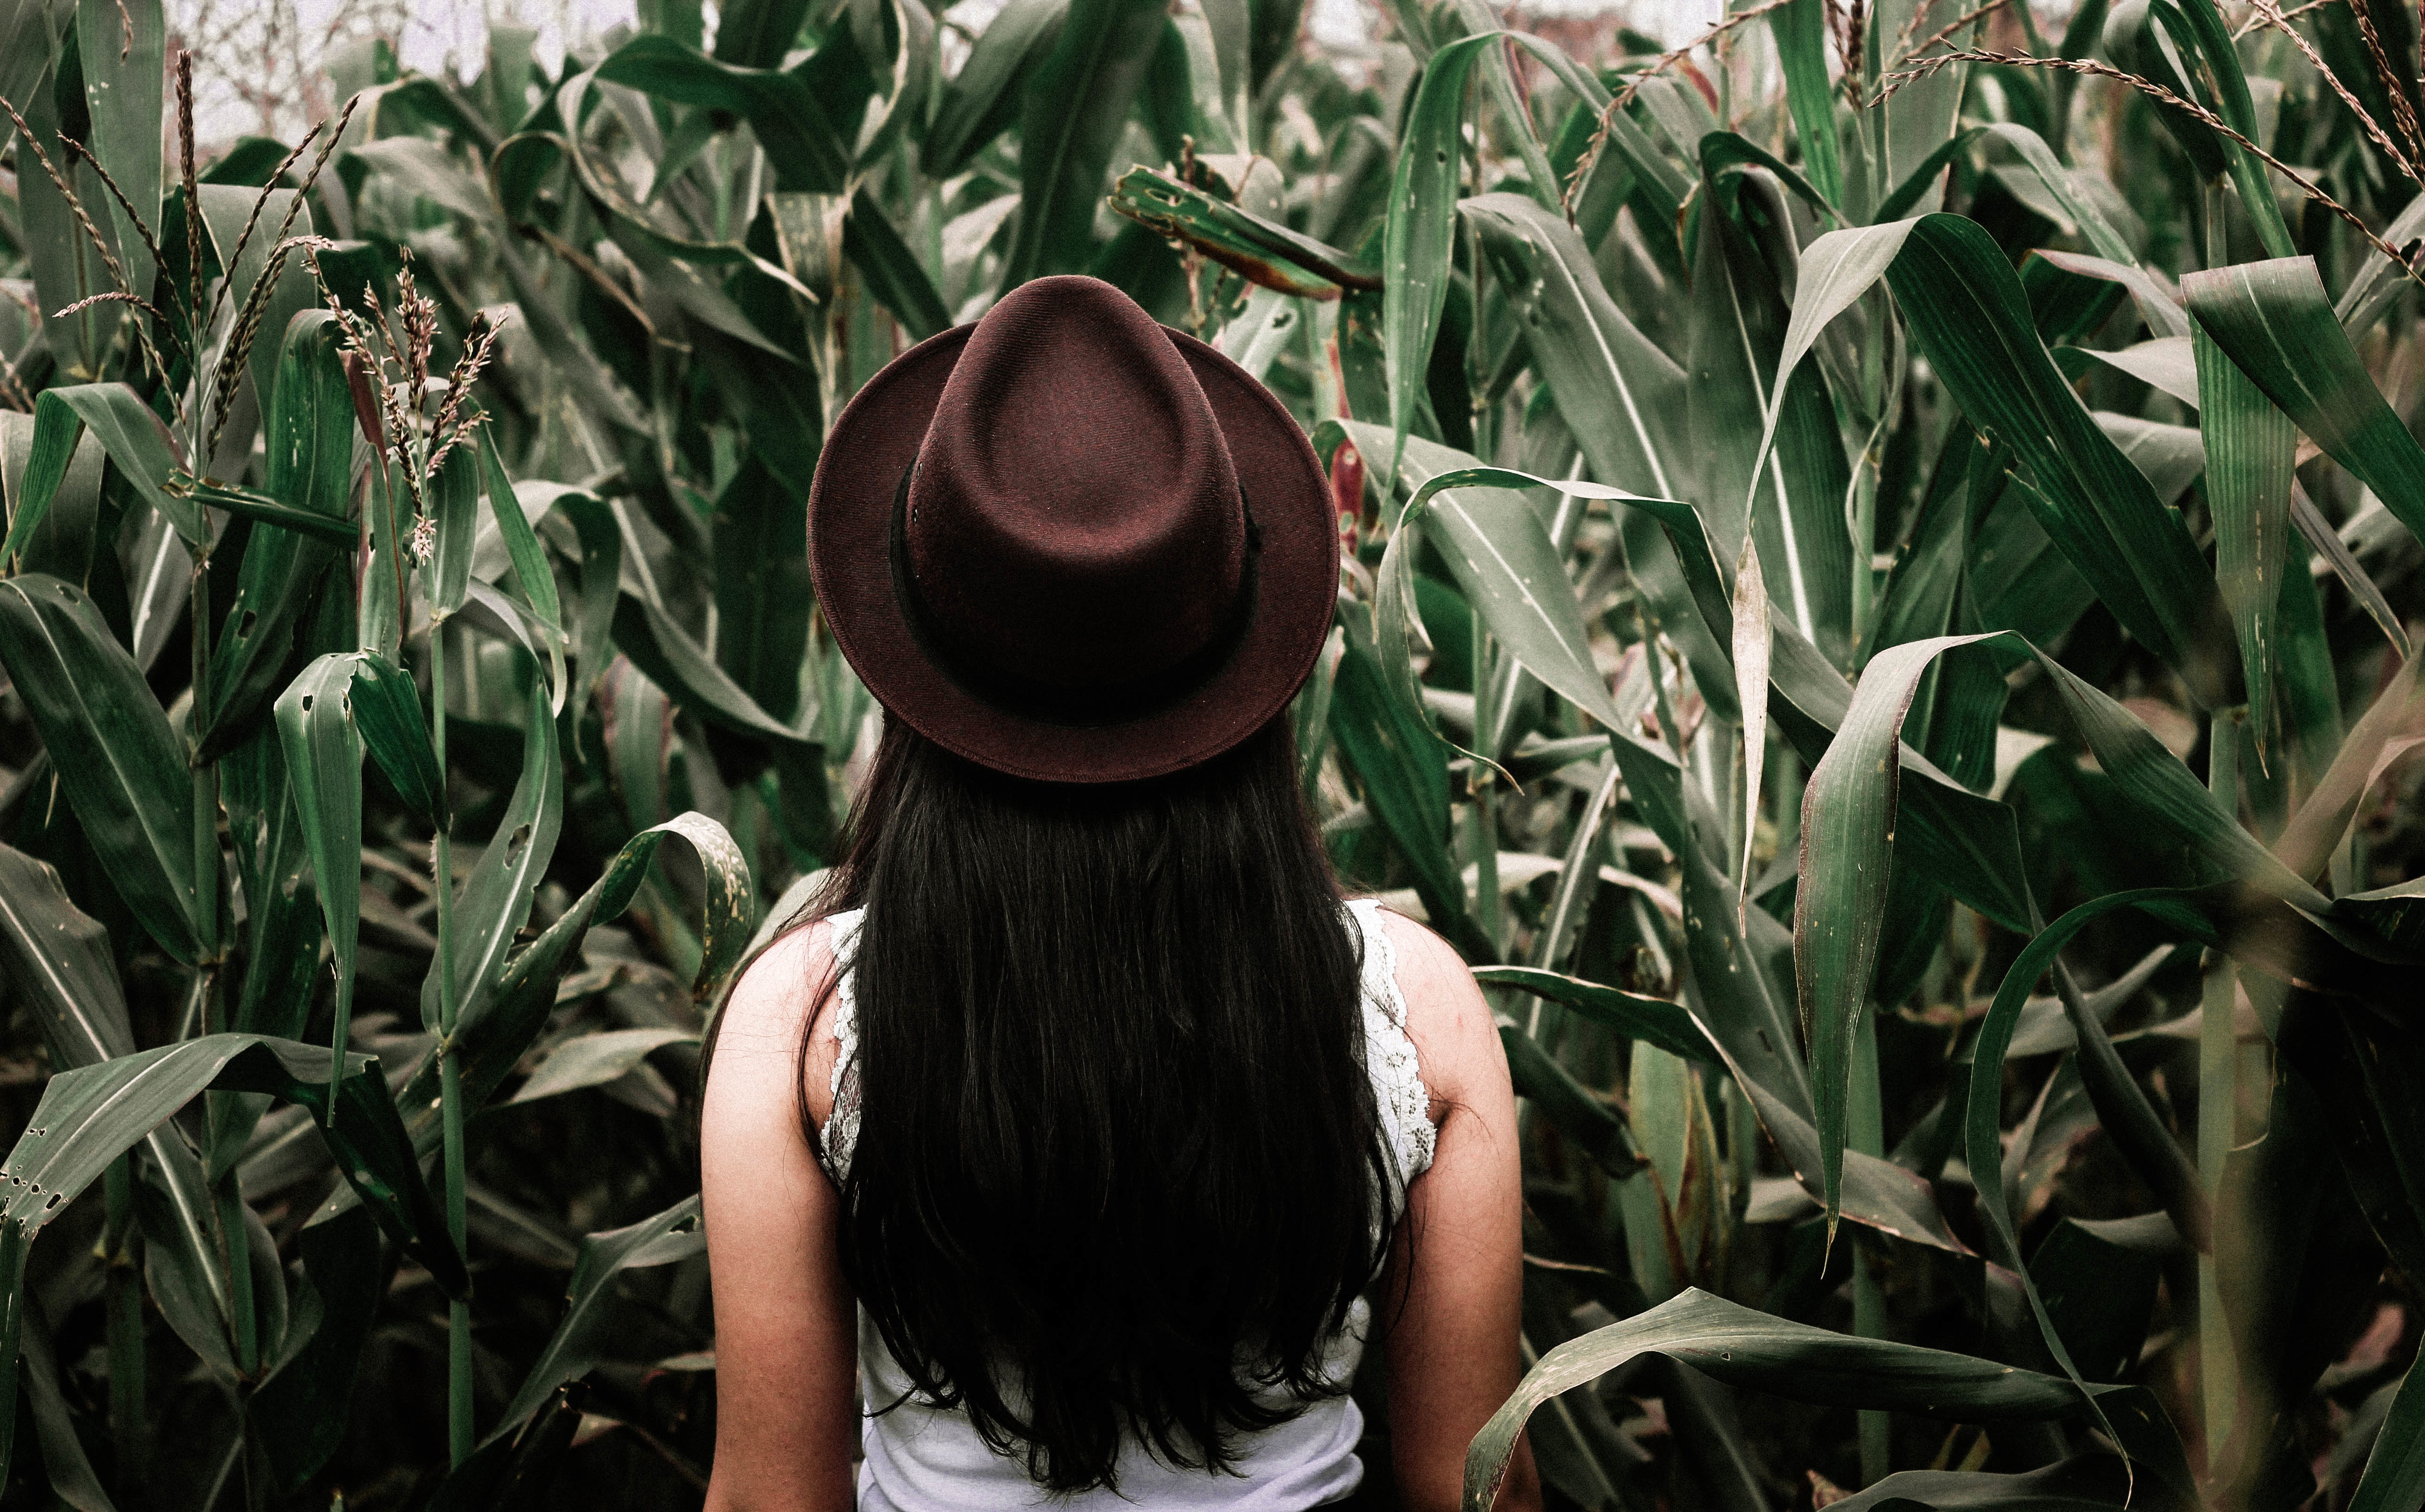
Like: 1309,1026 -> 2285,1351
698,274 -> 1537,1512
705,887 -> 1528,1512
810,898 -> 1430,1511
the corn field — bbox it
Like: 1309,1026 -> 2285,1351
0,0 -> 2421,1506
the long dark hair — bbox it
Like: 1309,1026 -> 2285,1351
794,710 -> 1397,1491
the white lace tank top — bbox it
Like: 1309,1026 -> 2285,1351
813,897 -> 1435,1512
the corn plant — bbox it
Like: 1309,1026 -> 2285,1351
2,0 -> 2424,1508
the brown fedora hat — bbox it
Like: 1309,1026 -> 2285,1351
806,275 -> 1336,784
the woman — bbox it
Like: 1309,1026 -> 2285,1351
701,276 -> 1537,1512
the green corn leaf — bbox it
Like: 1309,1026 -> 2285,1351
1199,0 -> 1249,152
2096,412 -> 2204,506
1759,218 -> 1917,462
168,479 -> 360,545
2183,257 -> 2425,552
524,79 -> 827,299
1954,881 -> 2410,1425
194,184 -> 322,449
17,65 -> 123,385
709,457 -> 811,729
377,812 -> 754,1170
477,204 -> 652,432
1213,286 -> 1304,382
222,723 -> 323,1048
421,678 -> 564,1033
1730,531 -> 1769,910
0,844 -> 137,1069
612,592 -> 818,748
923,0 -> 1067,177
1109,166 -> 1379,299
422,443 -> 479,622
1499,1025 -> 1641,1178
605,658 -> 672,832
480,1195 -> 702,1448
1736,213 -> 1920,669
844,186 -> 952,342
1460,193 -> 1686,502
2033,1214 -> 2171,1380
1960,888 -> 2226,1456
195,310 -> 358,762
476,436 -> 562,640
1368,545 -> 1455,727
1328,616 -> 1483,959
595,34 -> 853,192
1463,1288 -> 2196,1512
2273,652 -> 2424,887
2056,337 -> 2199,407
1609,485 -> 2042,937
1799,628 -> 2327,1230
2291,485 -> 2408,661
510,1027 -> 699,1106
1667,802 -> 1978,1256
851,0 -> 938,172
2334,195 -> 2425,342
1682,152 -> 1852,668
14,385 -> 201,551
997,0 -> 1166,286
0,853 -> 236,1375
0,575 -> 206,965
74,0 -> 164,307
0,404 -> 104,586
347,651 -> 446,828
2150,0 -> 2297,258
19,1294 -> 117,1512
1337,422 -> 1696,855
1472,967 -> 1713,1063
0,1035 -> 464,1313
1767,0 -> 1841,207
709,0 -> 806,66
478,812 -> 749,1080
252,1204 -> 383,1493
0,2 -> 62,172
1391,464 -> 1636,730
547,489 -> 625,692
2347,1338 -> 2425,1512
1142,19 -> 1202,166
263,310 -> 357,520
1791,638 -> 1967,1240
0,392 -> 93,573
1441,5 -> 1555,215
2030,249 -> 2191,339
1696,131 -> 1841,228
275,654 -> 365,1102
2103,0 -> 2223,178
2192,323 -> 2294,761
1823,1460 -> 2130,1512
1883,214 -> 2234,709
1379,32 -> 1499,484
1878,124 -> 2135,262
476,429 -> 568,709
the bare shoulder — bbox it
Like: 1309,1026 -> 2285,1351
706,919 -> 842,1133
1369,906 -> 1503,1109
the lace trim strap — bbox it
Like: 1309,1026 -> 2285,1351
1347,899 -> 1437,1185
820,908 -> 866,1183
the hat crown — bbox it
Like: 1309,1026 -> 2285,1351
902,276 -> 1248,693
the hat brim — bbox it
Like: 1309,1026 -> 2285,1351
806,321 -> 1338,785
